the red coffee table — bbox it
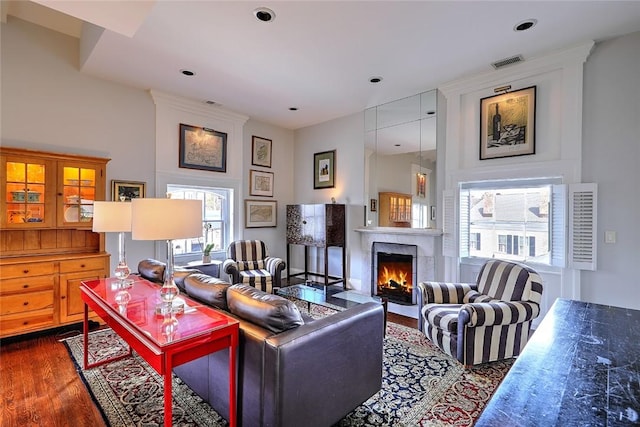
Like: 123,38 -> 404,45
80,277 -> 239,427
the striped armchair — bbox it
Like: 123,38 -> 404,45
417,259 -> 543,367
222,240 -> 285,293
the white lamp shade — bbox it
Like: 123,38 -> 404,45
131,198 -> 203,240
92,201 -> 132,232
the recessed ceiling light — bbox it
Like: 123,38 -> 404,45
180,69 -> 195,76
514,19 -> 537,32
254,7 -> 275,22
289,107 -> 298,111
369,76 -> 383,84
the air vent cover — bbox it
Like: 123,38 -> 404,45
491,55 -> 524,69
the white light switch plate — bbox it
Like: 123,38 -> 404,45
604,231 -> 617,244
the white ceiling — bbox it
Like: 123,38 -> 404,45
5,1 -> 640,130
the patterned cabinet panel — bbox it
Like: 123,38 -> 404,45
286,204 -> 345,247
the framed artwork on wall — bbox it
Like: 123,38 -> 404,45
313,150 -> 336,189
480,86 -> 536,160
251,136 -> 272,168
179,123 -> 228,172
111,180 -> 146,201
249,169 -> 274,197
245,200 -> 277,228
370,198 -> 377,212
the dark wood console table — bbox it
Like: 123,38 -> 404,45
476,298 -> 640,426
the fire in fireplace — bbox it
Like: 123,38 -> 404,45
376,252 -> 413,304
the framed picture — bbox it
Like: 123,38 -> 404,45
313,150 -> 336,189
249,169 -> 274,197
480,86 -> 536,160
370,198 -> 377,212
431,205 -> 437,221
179,123 -> 227,172
251,136 -> 272,168
416,173 -> 427,198
245,200 -> 277,228
111,180 -> 145,201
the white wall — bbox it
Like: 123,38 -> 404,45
242,118 -> 295,262
1,17 -> 156,273
581,31 -> 640,310
292,112 -> 365,289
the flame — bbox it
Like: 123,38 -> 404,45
379,266 -> 408,286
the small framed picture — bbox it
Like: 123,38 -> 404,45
111,180 -> 145,201
370,198 -> 377,212
179,123 -> 228,172
314,150 -> 336,189
245,200 -> 277,228
431,205 -> 437,221
249,169 -> 274,197
251,136 -> 272,168
480,86 -> 536,160
416,173 -> 427,198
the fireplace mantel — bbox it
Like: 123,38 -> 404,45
354,227 -> 442,237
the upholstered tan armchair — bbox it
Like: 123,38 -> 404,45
417,259 -> 543,367
222,240 -> 285,293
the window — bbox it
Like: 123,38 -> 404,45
166,185 -> 233,261
470,232 -> 481,251
444,180 -> 597,270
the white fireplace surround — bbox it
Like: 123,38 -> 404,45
355,227 -> 442,304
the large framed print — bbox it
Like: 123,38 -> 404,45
480,86 -> 536,160
179,123 -> 227,172
251,136 -> 272,168
249,169 -> 274,197
245,200 -> 277,228
313,150 -> 336,189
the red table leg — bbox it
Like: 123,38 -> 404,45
164,357 -> 173,427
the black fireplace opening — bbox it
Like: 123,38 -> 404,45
376,252 -> 413,305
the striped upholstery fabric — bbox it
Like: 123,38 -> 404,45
223,240 -> 286,294
418,260 -> 543,367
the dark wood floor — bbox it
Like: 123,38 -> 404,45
0,312 -> 417,426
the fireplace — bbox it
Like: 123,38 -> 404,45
371,242 -> 418,305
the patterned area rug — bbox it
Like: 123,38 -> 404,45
62,307 -> 512,426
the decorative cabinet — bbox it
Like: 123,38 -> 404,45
286,204 -> 346,288
378,192 -> 412,227
0,147 -> 110,338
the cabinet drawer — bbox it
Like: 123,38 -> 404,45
0,262 -> 56,279
59,258 -> 106,273
0,310 -> 55,337
0,276 -> 55,295
0,290 -> 54,315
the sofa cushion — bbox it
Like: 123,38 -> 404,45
227,284 -> 303,333
184,273 -> 231,311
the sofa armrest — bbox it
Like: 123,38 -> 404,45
460,300 -> 541,328
262,302 -> 384,427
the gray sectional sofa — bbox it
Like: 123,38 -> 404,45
137,259 -> 384,427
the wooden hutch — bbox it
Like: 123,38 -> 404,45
0,147 -> 110,338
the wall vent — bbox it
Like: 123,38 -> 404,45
491,55 -> 524,69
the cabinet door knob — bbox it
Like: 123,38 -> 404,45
23,301 -> 29,306
80,264 -> 85,268
22,284 -> 29,289
61,295 -> 66,299
23,269 -> 29,274
302,220 -> 307,224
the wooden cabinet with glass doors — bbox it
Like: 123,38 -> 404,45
378,192 -> 412,227
0,147 -> 110,338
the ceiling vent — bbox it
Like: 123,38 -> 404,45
491,55 -> 524,70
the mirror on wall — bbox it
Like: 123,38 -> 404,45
364,89 -> 437,228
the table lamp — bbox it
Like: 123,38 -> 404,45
131,198 -> 203,313
92,201 -> 133,288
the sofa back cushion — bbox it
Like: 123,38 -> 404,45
184,273 -> 231,311
227,284 -> 303,333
